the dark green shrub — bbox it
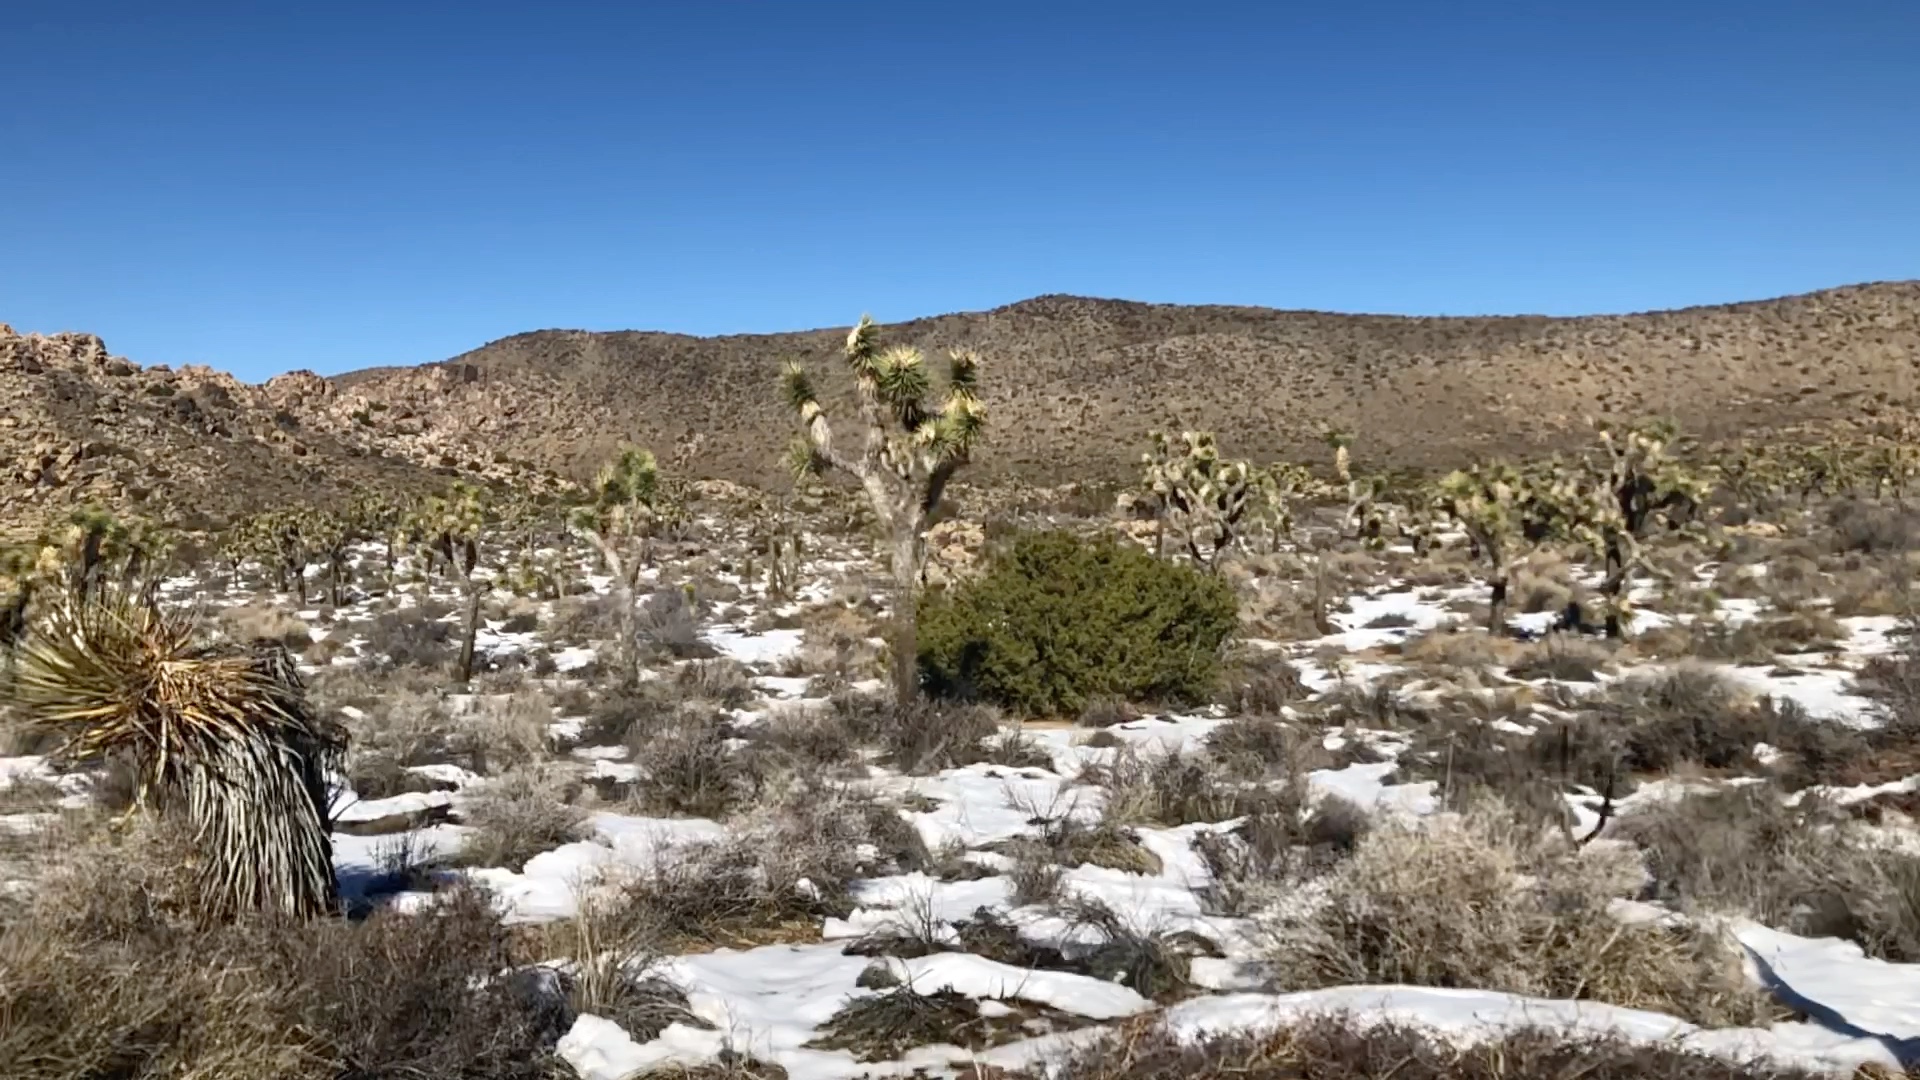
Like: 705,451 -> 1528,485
916,530 -> 1239,716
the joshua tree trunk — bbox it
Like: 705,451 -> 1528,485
889,527 -> 924,704
592,535 -> 641,686
455,582 -> 482,684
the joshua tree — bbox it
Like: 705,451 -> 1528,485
416,482 -> 490,683
11,580 -> 347,920
1576,421 -> 1712,638
1128,426 -> 1282,568
782,314 -> 984,703
572,446 -> 663,685
1435,463 -> 1543,634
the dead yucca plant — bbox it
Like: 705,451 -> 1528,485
9,581 -> 348,921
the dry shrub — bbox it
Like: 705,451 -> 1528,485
836,694 -> 1003,774
1506,634 -> 1612,683
361,603 -> 458,670
1828,499 -> 1920,554
1400,627 -> 1523,671
1083,746 -> 1273,827
746,706 -> 860,773
629,711 -> 752,819
468,687 -> 559,774
547,592 -> 621,645
1206,715 -> 1335,779
1020,1015 -> 1833,1080
808,985 -> 1037,1061
0,821 -> 568,1080
1195,790 -> 1369,915
1078,695 -> 1140,729
1509,559 -> 1576,615
1009,814 -> 1163,877
456,768 -> 589,872
1616,786 -> 1920,962
1216,648 -> 1310,714
638,586 -> 716,659
1263,796 -> 1775,1027
603,784 -> 910,947
579,678 -> 678,747
216,603 -> 313,652
675,658 -> 755,709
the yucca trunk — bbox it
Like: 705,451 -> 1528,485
889,528 -> 924,704
455,582 -> 482,685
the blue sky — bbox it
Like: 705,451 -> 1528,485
3,1 -> 1916,381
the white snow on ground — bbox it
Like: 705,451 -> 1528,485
441,813 -> 729,923
703,625 -> 804,665
1737,921 -> 1920,1043
332,790 -> 453,826
883,952 -> 1151,1019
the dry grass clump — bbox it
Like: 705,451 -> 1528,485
807,985 -> 1042,1061
0,821 -> 570,1080
1615,785 -> 1920,963
454,768 -> 590,872
1194,789 -> 1370,915
676,658 -> 756,709
361,603 -> 458,670
603,784 -> 913,948
1016,1015 -> 1834,1080
1050,894 -> 1206,1001
1081,746 -> 1274,827
1399,627 -> 1525,671
1215,647 -> 1311,714
1506,634 -> 1613,683
1261,796 -> 1776,1028
628,710 -> 755,819
215,602 -> 314,651
1206,715 -> 1337,780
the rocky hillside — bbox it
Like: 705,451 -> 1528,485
0,326 -> 457,536
4,282 -> 1917,533
324,282 -> 1920,486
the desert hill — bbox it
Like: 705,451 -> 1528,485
3,282 -> 1917,533
322,282 -> 1920,488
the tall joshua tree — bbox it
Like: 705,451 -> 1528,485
573,446 -> 661,686
416,482 -> 490,684
783,314 -> 985,703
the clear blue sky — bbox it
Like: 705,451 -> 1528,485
3,1 -> 1916,381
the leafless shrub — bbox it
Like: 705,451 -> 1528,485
1216,648 -> 1310,714
1263,796 -> 1776,1027
456,769 -> 590,872
628,711 -> 752,819
216,603 -> 314,652
676,658 -> 756,709
1616,785 -> 1920,963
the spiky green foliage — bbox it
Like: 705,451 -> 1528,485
1434,462 -> 1556,634
9,582 -> 346,920
1573,420 -> 1713,636
782,314 -> 987,702
1134,431 -> 1295,571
